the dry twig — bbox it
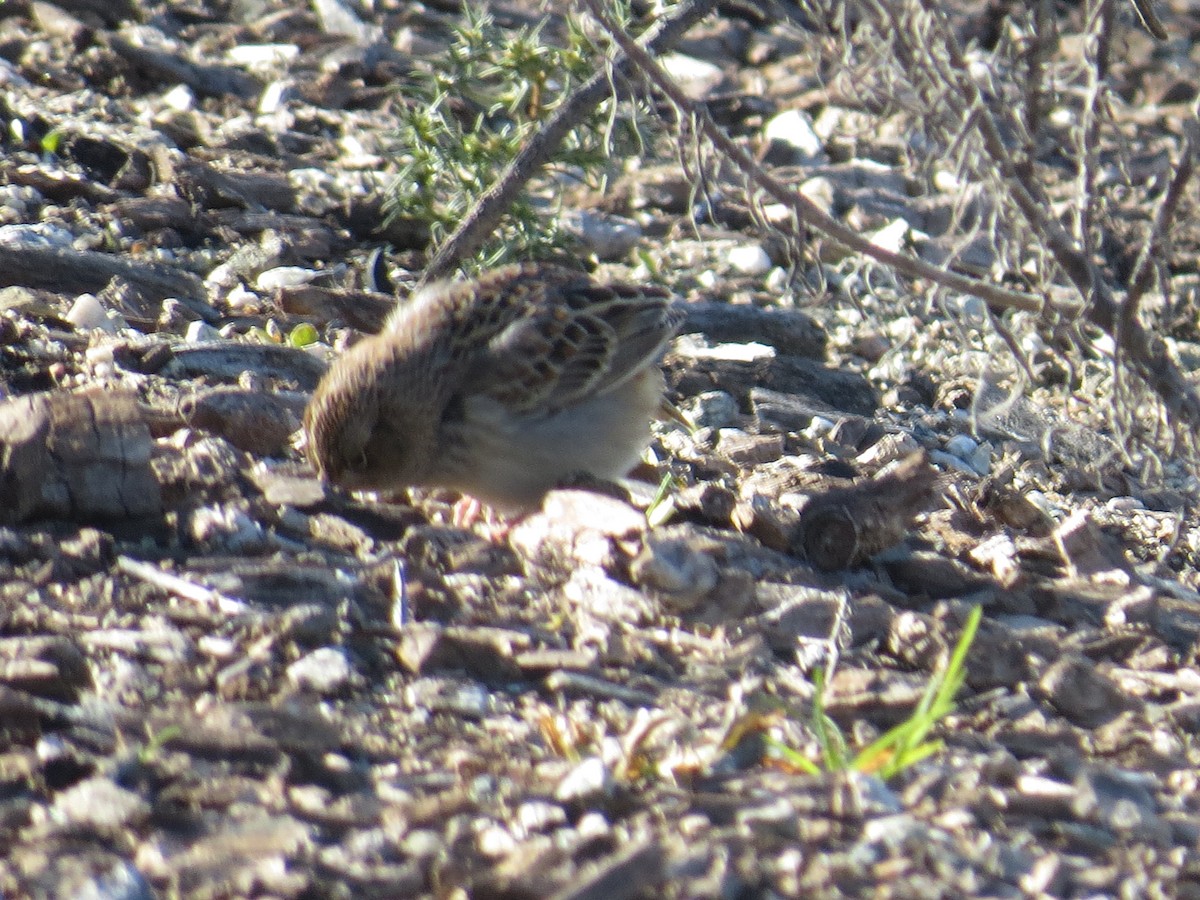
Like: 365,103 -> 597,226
420,0 -> 722,283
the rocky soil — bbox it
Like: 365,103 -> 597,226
2,0 -> 1200,897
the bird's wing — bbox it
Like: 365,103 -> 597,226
461,269 -> 682,415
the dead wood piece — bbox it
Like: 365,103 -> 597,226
0,391 -> 162,523
181,386 -> 299,457
212,211 -> 334,258
175,160 -> 296,211
163,342 -> 328,389
44,0 -> 139,26
972,380 -> 1122,471
277,285 -> 394,333
795,451 -> 937,570
107,195 -> 196,232
6,162 -> 119,204
751,382 -> 873,438
105,34 -> 259,99
0,242 -> 203,301
395,623 -> 525,682
680,301 -> 826,357
0,635 -> 90,702
665,355 -> 877,418
546,840 -> 666,900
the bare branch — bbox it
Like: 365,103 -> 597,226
419,0 -> 722,284
583,0 -> 1047,316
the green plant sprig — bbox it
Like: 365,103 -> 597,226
769,604 -> 983,779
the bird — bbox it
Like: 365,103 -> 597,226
303,263 -> 684,512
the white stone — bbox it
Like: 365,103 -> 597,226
868,218 -> 909,254
226,284 -> 259,310
659,53 -> 723,98
555,757 -> 610,802
162,84 -> 195,112
66,294 -> 116,333
184,320 -> 221,342
764,109 -> 822,158
287,647 -> 354,695
727,243 -> 772,276
227,43 -> 300,69
258,79 -> 293,114
944,434 -> 978,461
561,209 -> 642,261
256,266 -> 319,291
0,222 -> 74,249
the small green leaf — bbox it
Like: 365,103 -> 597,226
40,129 -> 64,155
289,322 -> 319,347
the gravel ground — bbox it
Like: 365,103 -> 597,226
2,0 -> 1200,897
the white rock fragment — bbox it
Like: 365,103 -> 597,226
227,43 -> 300,69
802,416 -> 836,441
868,218 -> 909,254
561,209 -> 642,260
799,176 -> 835,211
555,757 -> 610,803
66,294 -> 119,333
933,169 -> 962,193
256,266 -> 319,291
161,84 -> 195,112
188,504 -> 266,552
226,284 -> 260,310
258,79 -> 294,114
679,390 -> 739,430
659,53 -> 724,98
857,432 -> 921,466
762,202 -> 795,223
763,108 -> 823,159
0,222 -> 75,249
727,243 -> 772,276
287,647 -> 355,695
184,320 -> 221,342
476,822 -> 516,858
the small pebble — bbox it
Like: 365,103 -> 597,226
287,647 -> 355,695
727,243 -> 772,276
802,415 -> 836,440
555,757 -> 610,803
680,390 -> 739,430
944,434 -> 978,461
256,266 -> 319,291
226,43 -> 300,69
763,109 -> 823,159
659,53 -> 723,97
66,293 -> 117,333
162,84 -> 195,111
868,218 -> 909,254
946,293 -> 988,326
932,169 -> 962,193
1106,496 -> 1146,513
561,209 -> 642,260
184,320 -> 221,342
258,79 -> 293,115
226,284 -> 259,310
188,504 -> 267,552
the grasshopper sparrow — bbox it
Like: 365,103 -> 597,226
303,263 -> 683,510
